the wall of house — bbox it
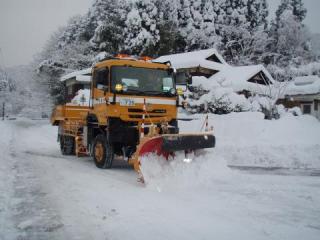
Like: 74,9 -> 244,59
280,96 -> 320,120
277,94 -> 320,120
297,99 -> 319,120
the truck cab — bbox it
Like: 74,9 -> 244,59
87,57 -> 180,165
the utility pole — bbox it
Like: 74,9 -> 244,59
2,102 -> 4,121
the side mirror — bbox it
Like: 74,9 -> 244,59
187,73 -> 192,85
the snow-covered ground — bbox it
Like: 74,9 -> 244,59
0,113 -> 320,240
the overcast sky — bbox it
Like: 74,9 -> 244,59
0,0 -> 319,67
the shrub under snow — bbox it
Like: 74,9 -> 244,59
183,76 -> 293,118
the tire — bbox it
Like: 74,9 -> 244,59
60,135 -> 75,155
93,134 -> 114,169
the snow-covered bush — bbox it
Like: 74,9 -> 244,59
184,76 -> 251,114
288,106 -> 302,116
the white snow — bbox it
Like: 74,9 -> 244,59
210,64 -> 275,94
69,89 -> 90,106
285,75 -> 320,95
1,113 -> 320,240
155,49 -> 275,98
60,68 -> 92,82
154,48 -> 227,70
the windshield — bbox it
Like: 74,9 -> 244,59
111,66 -> 175,96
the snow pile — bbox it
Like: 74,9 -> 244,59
186,112 -> 320,167
140,151 -> 233,191
69,89 -> 90,106
285,75 -> 320,95
140,112 -> 320,192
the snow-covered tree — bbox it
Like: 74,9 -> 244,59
176,0 -> 219,51
90,0 -> 129,53
122,0 -> 161,55
275,0 -> 306,24
276,9 -> 310,58
246,0 -> 268,29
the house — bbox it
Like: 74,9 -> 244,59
154,49 -> 227,78
60,68 -> 92,101
209,64 -> 274,98
280,75 -> 320,119
154,48 -> 274,97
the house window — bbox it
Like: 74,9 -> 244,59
183,67 -> 218,78
302,104 -> 312,114
206,54 -> 222,63
248,71 -> 272,85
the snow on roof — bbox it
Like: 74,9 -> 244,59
209,64 -> 274,94
60,68 -> 92,82
153,48 -> 227,71
285,75 -> 320,96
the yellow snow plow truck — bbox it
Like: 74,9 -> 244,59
51,55 -> 215,181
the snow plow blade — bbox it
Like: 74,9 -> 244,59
138,132 -> 215,158
132,132 -> 215,182
161,133 -> 215,152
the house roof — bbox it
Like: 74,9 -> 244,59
60,68 -> 92,83
209,64 -> 275,94
285,75 -> 320,96
154,49 -> 274,95
153,49 -> 227,71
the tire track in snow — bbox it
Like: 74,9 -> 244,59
1,120 -> 65,240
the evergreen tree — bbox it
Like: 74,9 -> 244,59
269,0 -> 310,66
122,0 -> 160,55
90,0 -> 129,54
177,0 -> 219,51
153,0 -> 181,55
276,8 -> 311,62
246,0 -> 268,29
275,0 -> 307,24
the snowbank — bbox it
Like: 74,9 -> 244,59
182,112 -> 320,167
141,111 -> 320,190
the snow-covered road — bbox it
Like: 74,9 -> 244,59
1,115 -> 320,240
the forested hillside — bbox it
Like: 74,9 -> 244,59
2,0 -> 319,115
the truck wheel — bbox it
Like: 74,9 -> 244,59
93,134 -> 114,169
60,136 -> 75,155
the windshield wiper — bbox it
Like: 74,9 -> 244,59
123,89 -> 170,96
143,90 -> 175,97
